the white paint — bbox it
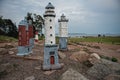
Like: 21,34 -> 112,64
44,8 -> 56,45
59,15 -> 68,37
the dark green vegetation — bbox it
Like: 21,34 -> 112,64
0,35 -> 17,42
68,36 -> 120,45
0,12 -> 44,39
111,57 -> 118,62
26,12 -> 44,36
0,16 -> 18,38
38,34 -> 45,40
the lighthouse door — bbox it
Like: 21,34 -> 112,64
50,51 -> 55,64
50,56 -> 54,64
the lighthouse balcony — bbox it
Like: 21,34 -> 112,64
45,9 -> 54,12
44,13 -> 56,17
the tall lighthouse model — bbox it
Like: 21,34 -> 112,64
43,2 -> 61,70
58,14 -> 69,50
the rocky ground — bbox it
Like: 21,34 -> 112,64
0,41 -> 120,80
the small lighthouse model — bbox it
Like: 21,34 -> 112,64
17,19 -> 34,55
58,14 -> 69,50
17,19 -> 30,55
43,2 -> 61,70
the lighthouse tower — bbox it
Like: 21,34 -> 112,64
58,14 -> 68,50
43,2 -> 61,70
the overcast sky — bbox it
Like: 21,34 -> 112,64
0,0 -> 120,34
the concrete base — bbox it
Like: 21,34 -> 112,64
59,37 -> 68,50
29,38 -> 34,48
43,44 -> 62,70
43,63 -> 61,70
17,46 -> 32,56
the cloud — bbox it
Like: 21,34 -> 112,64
0,0 -> 120,34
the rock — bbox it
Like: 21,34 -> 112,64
8,51 -> 14,55
24,76 -> 35,80
0,48 -> 8,55
88,53 -> 101,64
60,68 -> 89,80
104,74 -> 120,80
70,51 -> 89,62
101,59 -> 120,71
34,66 -> 41,70
0,63 -> 14,73
61,63 -> 64,68
58,51 -> 66,59
116,49 -> 120,52
4,44 -> 14,49
87,59 -> 120,80
43,70 -> 56,75
87,59 -> 115,80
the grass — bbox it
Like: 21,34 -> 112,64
111,57 -> 118,62
68,36 -> 120,45
0,35 -> 17,42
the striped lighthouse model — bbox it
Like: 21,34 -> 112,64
43,2 -> 61,70
58,14 -> 69,50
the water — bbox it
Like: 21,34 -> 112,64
56,33 -> 120,37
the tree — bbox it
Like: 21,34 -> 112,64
33,13 -> 44,36
0,16 -> 6,35
98,34 -> 101,37
4,19 -> 18,38
26,12 -> 44,36
0,16 -> 18,38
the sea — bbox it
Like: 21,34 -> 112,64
56,33 -> 120,37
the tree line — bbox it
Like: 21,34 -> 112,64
0,12 -> 44,38
0,16 -> 18,38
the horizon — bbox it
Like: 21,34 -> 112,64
0,0 -> 120,34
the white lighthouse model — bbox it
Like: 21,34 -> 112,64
43,2 -> 61,70
58,14 -> 69,50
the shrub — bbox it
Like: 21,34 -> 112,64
111,57 -> 118,62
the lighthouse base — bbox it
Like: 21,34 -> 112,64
29,38 -> 34,48
43,44 -> 61,70
17,46 -> 31,56
59,37 -> 68,51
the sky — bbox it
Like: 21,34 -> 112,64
0,0 -> 120,34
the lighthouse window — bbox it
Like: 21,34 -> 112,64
50,51 -> 54,55
50,19 -> 52,22
51,41 -> 53,44
50,26 -> 52,29
50,34 -> 52,36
